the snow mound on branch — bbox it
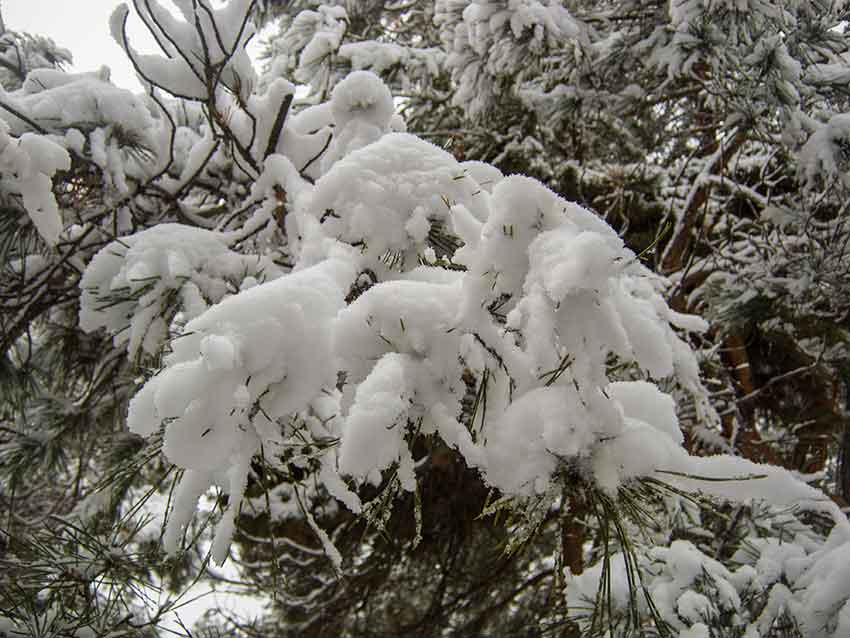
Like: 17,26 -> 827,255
4,70 -> 157,192
0,120 -> 70,246
337,352 -> 421,490
4,72 -> 152,137
335,278 -> 484,484
317,154 -> 705,498
127,257 -> 352,459
309,132 -> 490,271
330,70 -> 394,129
321,70 -> 396,171
126,258 -> 356,562
80,223 -> 281,356
485,385 -> 606,494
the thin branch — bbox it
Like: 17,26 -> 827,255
0,100 -> 48,134
735,363 -> 820,406
299,131 -> 333,177
263,92 -> 293,160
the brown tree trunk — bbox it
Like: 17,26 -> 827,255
660,129 -> 748,276
561,490 -> 585,576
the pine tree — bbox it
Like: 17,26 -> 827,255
1,2 -> 849,638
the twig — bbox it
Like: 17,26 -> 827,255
264,92 -> 293,159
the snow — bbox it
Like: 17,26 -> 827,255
793,530 -> 850,637
162,469 -> 211,554
4,70 -> 152,137
1,60 -> 162,201
566,550 -> 633,610
124,257 -> 355,561
337,352 -> 420,490
283,5 -> 348,93
5,0 -> 850,635
677,590 -> 712,623
335,278 -> 466,386
567,539 -> 747,634
107,68 -> 730,553
321,70 -> 396,171
798,113 -> 850,191
111,0 -> 256,102
663,454 -> 843,525
0,120 -> 70,245
339,41 -> 444,78
484,385 -> 601,494
308,131 -> 490,272
80,223 -> 282,357
436,0 -> 583,115
609,380 -> 682,444
679,624 -> 710,638
528,229 -> 620,300
51,51 -> 846,592
752,539 -> 807,586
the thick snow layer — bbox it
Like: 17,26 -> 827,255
308,132 -> 491,272
3,64 -> 164,196
80,224 -> 283,356
0,120 -> 70,245
5,71 -> 152,138
609,380 -> 682,444
485,385 -> 605,494
330,70 -> 394,130
127,258 -> 355,562
320,71 -> 396,171
335,277 -> 483,474
337,352 -> 420,490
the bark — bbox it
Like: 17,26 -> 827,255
660,129 -> 749,276
561,490 -> 585,576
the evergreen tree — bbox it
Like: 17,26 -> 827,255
1,2 -> 849,638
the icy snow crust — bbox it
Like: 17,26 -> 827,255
74,69 -> 843,568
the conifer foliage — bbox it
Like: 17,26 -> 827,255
1,2 -> 850,637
